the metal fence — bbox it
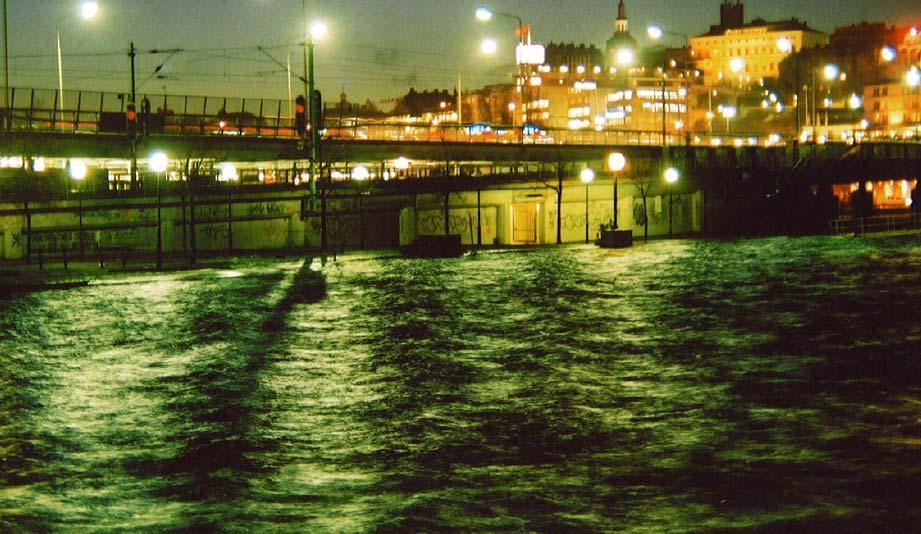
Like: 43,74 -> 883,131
830,213 -> 921,235
1,86 -> 768,147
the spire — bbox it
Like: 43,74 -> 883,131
615,1 -> 628,33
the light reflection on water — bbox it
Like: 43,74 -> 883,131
2,237 -> 920,531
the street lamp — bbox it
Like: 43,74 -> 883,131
56,1 -> 98,116
607,152 -> 626,229
149,151 -> 168,269
907,67 -> 921,88
69,158 -> 87,259
580,167 -> 595,243
720,105 -> 736,133
881,46 -> 897,63
647,24 -> 690,150
476,5 -> 530,131
220,162 -> 237,254
777,37 -> 801,146
664,167 -> 680,237
480,38 -> 498,55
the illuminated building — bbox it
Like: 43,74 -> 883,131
863,81 -> 921,133
691,1 -> 827,86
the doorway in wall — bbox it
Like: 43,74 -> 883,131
512,203 -> 538,243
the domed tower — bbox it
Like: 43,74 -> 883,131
605,1 -> 637,72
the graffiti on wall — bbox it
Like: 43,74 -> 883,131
246,203 -> 285,218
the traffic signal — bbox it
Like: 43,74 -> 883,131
126,102 -> 137,140
141,97 -> 151,137
295,95 -> 306,137
311,90 -> 323,132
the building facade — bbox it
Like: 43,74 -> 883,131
691,1 -> 827,86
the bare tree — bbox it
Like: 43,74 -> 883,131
632,170 -> 655,242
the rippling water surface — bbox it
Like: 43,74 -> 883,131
2,236 -> 920,532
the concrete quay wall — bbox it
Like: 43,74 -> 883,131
0,181 -> 702,261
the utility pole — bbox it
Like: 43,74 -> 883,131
129,42 -> 138,187
2,0 -> 9,127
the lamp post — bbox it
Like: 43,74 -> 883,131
811,63 -> 840,145
776,37 -> 800,150
56,1 -> 98,117
303,17 -> 326,250
615,47 -> 634,140
664,166 -> 680,237
717,104 -> 736,135
69,158 -> 87,259
476,5 -> 529,136
580,167 -> 595,243
2,0 -> 9,125
220,162 -> 237,255
149,151 -> 167,269
648,25 -> 690,148
607,152 -> 626,229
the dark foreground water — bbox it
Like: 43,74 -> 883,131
2,236 -> 920,532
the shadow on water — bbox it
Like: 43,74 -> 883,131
0,295 -> 73,532
121,259 -> 326,530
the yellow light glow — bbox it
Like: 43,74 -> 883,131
607,152 -> 626,172
309,21 -> 328,42
69,159 -> 88,180
79,1 -> 98,20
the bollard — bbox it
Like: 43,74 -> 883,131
63,250 -> 68,270
38,253 -> 44,271
99,251 -> 105,269
122,252 -> 127,270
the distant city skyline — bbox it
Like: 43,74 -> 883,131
2,0 -> 920,104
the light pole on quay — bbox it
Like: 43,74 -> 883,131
68,158 -> 87,259
149,151 -> 168,270
664,167 -> 680,237
607,152 -> 626,229
580,167 -> 595,243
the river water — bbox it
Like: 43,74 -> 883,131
2,236 -> 920,532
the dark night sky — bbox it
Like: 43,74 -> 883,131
3,0 -> 920,105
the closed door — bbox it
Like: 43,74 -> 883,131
512,204 -> 538,243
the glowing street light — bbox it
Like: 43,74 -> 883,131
823,63 -> 839,81
149,151 -> 168,173
776,36 -> 794,54
616,47 -> 634,66
908,67 -> 921,88
57,1 -> 99,114
481,38 -> 498,55
68,158 -> 87,180
881,46 -> 897,63
475,6 -> 493,21
79,1 -> 98,20
352,165 -> 370,181
580,167 -> 595,243
149,150 -> 168,269
607,152 -> 626,229
394,157 -> 410,171
848,93 -> 862,110
219,162 -> 238,182
664,167 -> 680,184
309,20 -> 327,43
730,57 -> 744,74
646,25 -> 664,40
664,167 -> 680,237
